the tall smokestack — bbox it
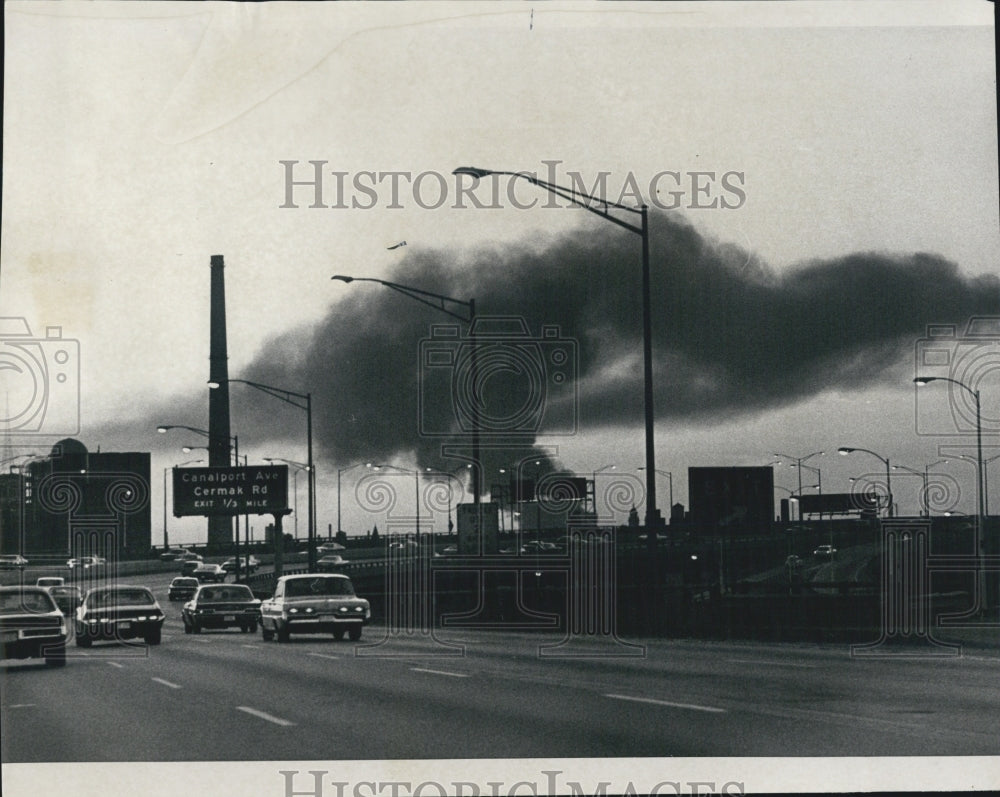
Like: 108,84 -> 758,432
208,254 -> 233,546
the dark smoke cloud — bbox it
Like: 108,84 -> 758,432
105,211 -> 1000,480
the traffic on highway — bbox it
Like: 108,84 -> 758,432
2,562 -> 999,765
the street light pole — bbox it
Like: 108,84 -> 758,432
914,376 -> 988,613
158,424 -> 240,571
163,458 -> 202,550
208,380 -> 315,572
335,462 -> 375,538
264,458 -> 311,539
637,467 -> 673,519
452,167 -> 661,536
774,451 -> 824,517
332,275 -> 480,515
838,447 -> 893,517
914,377 -> 985,522
893,460 -> 947,516
984,453 -> 1000,516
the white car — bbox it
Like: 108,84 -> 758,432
260,574 -> 370,642
813,544 -> 837,558
317,554 -> 349,572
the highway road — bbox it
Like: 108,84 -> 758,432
2,571 -> 999,762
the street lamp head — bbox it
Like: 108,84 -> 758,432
207,381 -> 221,389
913,376 -> 935,385
838,448 -> 854,455
452,167 -> 493,182
331,275 -> 354,283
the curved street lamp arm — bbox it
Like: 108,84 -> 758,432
455,168 -> 644,235
838,446 -> 889,466
333,276 -> 473,323
222,378 -> 309,411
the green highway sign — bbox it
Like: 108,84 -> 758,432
172,464 -> 289,517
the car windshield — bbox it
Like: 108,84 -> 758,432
198,586 -> 253,602
0,591 -> 56,614
173,579 -> 198,586
284,577 -> 355,597
50,587 -> 80,597
86,589 -> 154,608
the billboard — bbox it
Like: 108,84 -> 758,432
172,464 -> 288,517
796,492 -> 880,516
688,466 -> 774,529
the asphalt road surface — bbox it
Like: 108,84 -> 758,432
2,572 -> 998,762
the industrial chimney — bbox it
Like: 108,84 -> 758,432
207,254 -> 233,546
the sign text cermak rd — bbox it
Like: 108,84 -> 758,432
172,464 -> 289,517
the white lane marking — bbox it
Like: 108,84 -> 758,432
236,706 -> 295,726
9,704 -> 36,708
727,658 -> 816,669
411,667 -> 470,678
307,652 -> 340,661
152,677 -> 181,689
107,661 -> 124,669
605,693 -> 726,714
241,644 -> 260,649
191,638 -> 210,644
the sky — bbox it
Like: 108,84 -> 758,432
2,1 -> 999,547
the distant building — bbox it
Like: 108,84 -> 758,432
0,471 -> 26,555
19,438 -> 151,558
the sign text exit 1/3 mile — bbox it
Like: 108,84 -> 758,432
172,464 -> 289,517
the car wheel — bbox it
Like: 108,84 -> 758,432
348,625 -> 362,641
45,643 -> 67,666
145,628 -> 161,645
261,623 -> 274,641
75,631 -> 92,648
248,621 -> 257,633
183,618 -> 192,635
192,621 -> 201,634
333,628 -> 345,640
277,623 -> 290,643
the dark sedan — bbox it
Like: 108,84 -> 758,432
0,587 -> 67,666
75,586 -> 165,647
182,584 -> 260,634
